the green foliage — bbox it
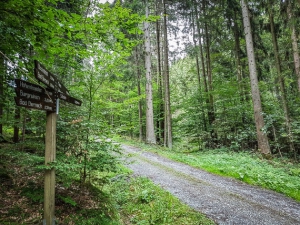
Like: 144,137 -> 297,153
56,116 -> 121,186
63,209 -> 120,225
58,195 -> 77,207
21,185 -> 44,203
109,177 -> 215,225
170,57 -> 255,150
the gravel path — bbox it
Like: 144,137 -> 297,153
121,145 -> 300,225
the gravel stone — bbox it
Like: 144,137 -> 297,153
122,145 -> 300,225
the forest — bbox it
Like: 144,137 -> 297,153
1,0 -> 300,224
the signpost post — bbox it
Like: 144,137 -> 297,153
13,61 -> 82,225
44,111 -> 56,225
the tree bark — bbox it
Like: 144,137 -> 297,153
241,0 -> 271,155
144,0 -> 156,144
163,0 -> 172,148
134,47 -> 143,142
233,10 -> 243,94
194,0 -> 209,133
0,53 -> 3,136
155,0 -> 164,144
268,0 -> 295,154
287,0 -> 300,92
203,0 -> 216,142
192,6 -> 207,147
13,108 -> 20,143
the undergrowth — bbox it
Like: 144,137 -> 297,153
108,176 -> 214,225
0,143 -> 119,224
116,136 -> 300,202
0,141 -> 215,225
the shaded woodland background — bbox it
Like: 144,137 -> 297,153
1,0 -> 300,159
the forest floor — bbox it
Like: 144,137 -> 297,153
121,144 -> 300,225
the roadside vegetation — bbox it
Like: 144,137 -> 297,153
109,174 -> 214,225
0,140 -> 214,225
117,137 -> 300,202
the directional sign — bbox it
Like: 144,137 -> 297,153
34,60 -> 69,95
15,79 -> 56,101
15,88 -> 55,104
57,92 -> 82,106
57,92 -> 68,101
56,80 -> 69,95
15,79 -> 44,94
14,97 -> 56,111
67,95 -> 82,106
14,79 -> 56,112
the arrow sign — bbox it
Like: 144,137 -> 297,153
58,92 -> 68,101
15,88 -> 55,104
14,97 -> 56,112
15,79 -> 56,101
15,79 -> 44,94
67,95 -> 82,106
56,80 -> 69,95
57,92 -> 82,106
34,60 -> 69,95
33,61 -> 81,107
14,79 -> 56,111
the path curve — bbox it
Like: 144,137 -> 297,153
121,145 -> 300,225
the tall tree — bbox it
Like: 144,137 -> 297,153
203,0 -> 216,141
162,0 -> 172,148
241,0 -> 271,155
155,0 -> 164,144
286,0 -> 300,92
267,0 -> 295,154
0,54 -> 3,137
192,4 -> 207,133
134,46 -> 144,141
144,0 -> 156,144
194,0 -> 210,133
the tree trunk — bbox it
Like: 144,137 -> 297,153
191,3 -> 202,98
287,0 -> 300,92
155,0 -> 164,144
241,0 -> 271,155
144,0 -> 156,144
203,0 -> 216,143
163,0 -> 172,148
268,0 -> 295,155
233,10 -> 243,94
192,7 -> 207,148
0,53 -> 4,136
194,0 -> 208,133
13,108 -> 20,143
134,47 -> 143,142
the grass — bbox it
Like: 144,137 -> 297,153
108,175 -> 214,225
115,136 -> 300,202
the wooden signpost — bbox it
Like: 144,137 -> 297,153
13,61 -> 82,225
